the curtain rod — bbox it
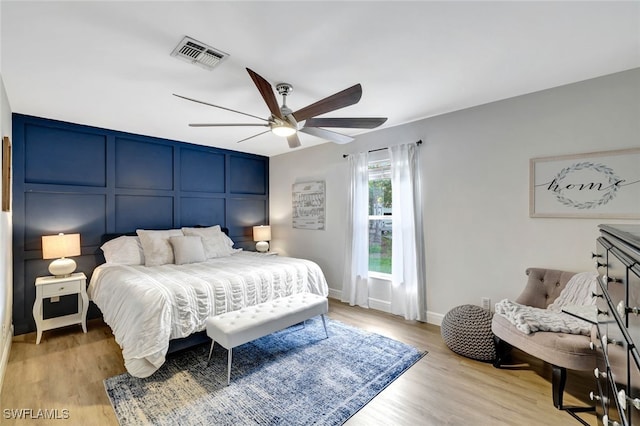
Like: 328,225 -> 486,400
342,140 -> 422,158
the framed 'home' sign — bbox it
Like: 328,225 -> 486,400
530,148 -> 640,218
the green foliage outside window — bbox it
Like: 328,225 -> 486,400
369,179 -> 392,214
368,160 -> 392,275
369,235 -> 392,274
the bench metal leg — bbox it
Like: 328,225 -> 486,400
208,341 -> 233,386
227,348 -> 232,386
207,340 -> 215,365
321,314 -> 328,338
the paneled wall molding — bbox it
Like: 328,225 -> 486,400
12,114 -> 269,335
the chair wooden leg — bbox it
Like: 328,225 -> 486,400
551,364 -> 566,409
492,335 -> 512,368
551,364 -> 594,425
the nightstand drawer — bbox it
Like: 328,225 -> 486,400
41,279 -> 82,298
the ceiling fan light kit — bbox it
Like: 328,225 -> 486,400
175,68 -> 387,148
270,122 -> 296,137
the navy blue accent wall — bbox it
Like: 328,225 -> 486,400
12,114 -> 269,335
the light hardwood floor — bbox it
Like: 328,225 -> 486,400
1,299 -> 596,425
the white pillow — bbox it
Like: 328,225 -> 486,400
181,225 -> 236,258
136,229 -> 183,266
221,232 -> 235,248
169,236 -> 206,265
100,236 -> 145,265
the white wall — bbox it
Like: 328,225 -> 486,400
0,73 -> 13,394
270,68 -> 640,324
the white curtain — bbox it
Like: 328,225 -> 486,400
341,151 -> 370,307
388,143 -> 426,321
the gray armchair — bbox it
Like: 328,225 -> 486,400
491,268 -> 597,418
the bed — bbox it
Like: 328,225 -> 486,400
88,226 -> 329,378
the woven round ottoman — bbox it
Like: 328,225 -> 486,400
441,304 -> 496,362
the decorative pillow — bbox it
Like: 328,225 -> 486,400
169,236 -> 206,265
136,229 -> 183,266
100,236 -> 145,265
181,225 -> 236,258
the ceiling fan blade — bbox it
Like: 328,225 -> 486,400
304,117 -> 387,129
300,127 -> 354,145
236,130 -> 271,144
246,68 -> 283,120
293,84 -> 362,122
173,93 -> 267,122
287,133 -> 302,149
189,123 -> 269,127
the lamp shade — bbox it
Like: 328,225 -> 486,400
253,225 -> 271,242
42,233 -> 81,259
42,233 -> 81,277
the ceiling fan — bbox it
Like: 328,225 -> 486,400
173,68 -> 387,148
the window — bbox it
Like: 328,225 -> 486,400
368,159 -> 392,275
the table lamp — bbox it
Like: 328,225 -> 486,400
42,233 -> 81,277
253,225 -> 271,253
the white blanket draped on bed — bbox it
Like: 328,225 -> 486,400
495,271 -> 598,335
88,251 -> 329,378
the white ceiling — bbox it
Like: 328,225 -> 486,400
1,1 -> 639,157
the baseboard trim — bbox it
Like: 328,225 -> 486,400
0,325 -> 13,397
368,297 -> 391,313
327,288 -> 342,300
427,311 -> 444,326
328,288 -> 443,326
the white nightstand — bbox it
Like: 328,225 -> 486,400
32,272 -> 88,344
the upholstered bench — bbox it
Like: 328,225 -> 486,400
205,292 -> 329,385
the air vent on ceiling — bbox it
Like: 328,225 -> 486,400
171,36 -> 229,71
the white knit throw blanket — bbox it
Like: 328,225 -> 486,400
495,271 -> 598,335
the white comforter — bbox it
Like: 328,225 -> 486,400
88,252 -> 329,378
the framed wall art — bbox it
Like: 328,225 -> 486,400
292,181 -> 325,230
2,136 -> 10,212
530,147 -> 640,218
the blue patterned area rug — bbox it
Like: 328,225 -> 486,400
104,317 -> 426,426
